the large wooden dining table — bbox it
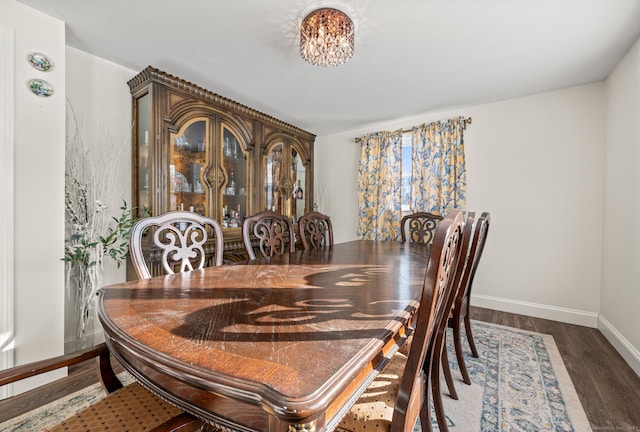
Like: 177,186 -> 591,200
98,240 -> 431,432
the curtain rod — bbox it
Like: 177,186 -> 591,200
355,116 -> 472,143
401,116 -> 472,134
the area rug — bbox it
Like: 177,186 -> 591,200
418,320 -> 593,431
1,321 -> 592,431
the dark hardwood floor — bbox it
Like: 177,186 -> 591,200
471,307 -> 640,431
1,307 -> 639,430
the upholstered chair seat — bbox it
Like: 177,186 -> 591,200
47,382 -> 185,431
336,351 -> 408,432
0,343 -> 207,432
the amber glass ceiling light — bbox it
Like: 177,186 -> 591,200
300,8 -> 354,67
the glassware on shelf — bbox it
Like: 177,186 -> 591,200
226,168 -> 236,195
190,163 -> 205,194
222,206 -> 228,228
293,180 -> 303,199
194,139 -> 205,152
228,210 -> 240,228
174,172 -> 190,192
174,135 -> 188,148
224,137 -> 232,158
264,146 -> 283,212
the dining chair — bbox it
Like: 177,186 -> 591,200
444,211 -> 491,387
242,210 -> 296,259
129,211 -> 224,279
335,210 -> 465,432
298,211 -> 334,250
0,343 -> 206,431
430,211 -> 477,430
400,211 -> 443,244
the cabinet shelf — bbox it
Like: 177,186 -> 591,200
172,191 -> 206,196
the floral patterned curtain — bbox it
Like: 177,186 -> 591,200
411,117 -> 468,215
356,130 -> 402,240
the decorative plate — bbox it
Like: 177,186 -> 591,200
28,78 -> 54,97
27,52 -> 54,72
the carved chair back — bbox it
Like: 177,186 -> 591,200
242,210 -> 295,260
393,209 -> 464,430
298,211 -> 334,250
454,211 -> 490,311
129,211 -> 224,279
400,211 -> 443,244
438,211 -> 491,396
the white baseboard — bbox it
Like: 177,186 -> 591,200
471,294 -> 599,328
597,315 -> 640,378
472,294 -> 640,378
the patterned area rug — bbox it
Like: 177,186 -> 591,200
1,321 -> 592,431
418,320 -> 593,431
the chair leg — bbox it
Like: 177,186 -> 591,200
431,338 -> 449,432
452,314 -> 471,385
464,313 -> 479,358
419,383 -> 434,432
441,335 -> 458,400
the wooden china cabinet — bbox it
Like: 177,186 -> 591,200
128,66 -> 315,264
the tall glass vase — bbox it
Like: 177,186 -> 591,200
74,263 -> 95,349
66,250 -> 103,353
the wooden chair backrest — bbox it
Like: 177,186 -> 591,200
390,209 -> 465,431
129,211 -> 224,279
454,211 -> 491,309
400,211 -> 443,243
298,211 -> 334,250
242,210 -> 295,260
448,211 -> 476,308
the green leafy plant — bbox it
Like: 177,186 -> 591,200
62,191 -> 137,271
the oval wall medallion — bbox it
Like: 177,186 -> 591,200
27,52 -> 54,72
28,78 -> 54,97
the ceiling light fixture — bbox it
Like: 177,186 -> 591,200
300,7 -> 354,67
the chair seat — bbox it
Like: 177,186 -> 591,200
335,352 -> 409,432
48,382 -> 183,432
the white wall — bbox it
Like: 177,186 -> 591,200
0,0 -> 66,394
0,24 -> 15,400
601,37 -> 640,376
64,47 -> 136,351
316,83 -> 605,328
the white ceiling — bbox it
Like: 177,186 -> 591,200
18,0 -> 640,136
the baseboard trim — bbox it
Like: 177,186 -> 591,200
471,294 -> 598,328
597,315 -> 640,377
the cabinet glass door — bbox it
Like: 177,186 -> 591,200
221,127 -> 247,228
136,94 -> 150,214
169,119 -> 209,215
264,144 -> 283,213
291,149 -> 306,223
